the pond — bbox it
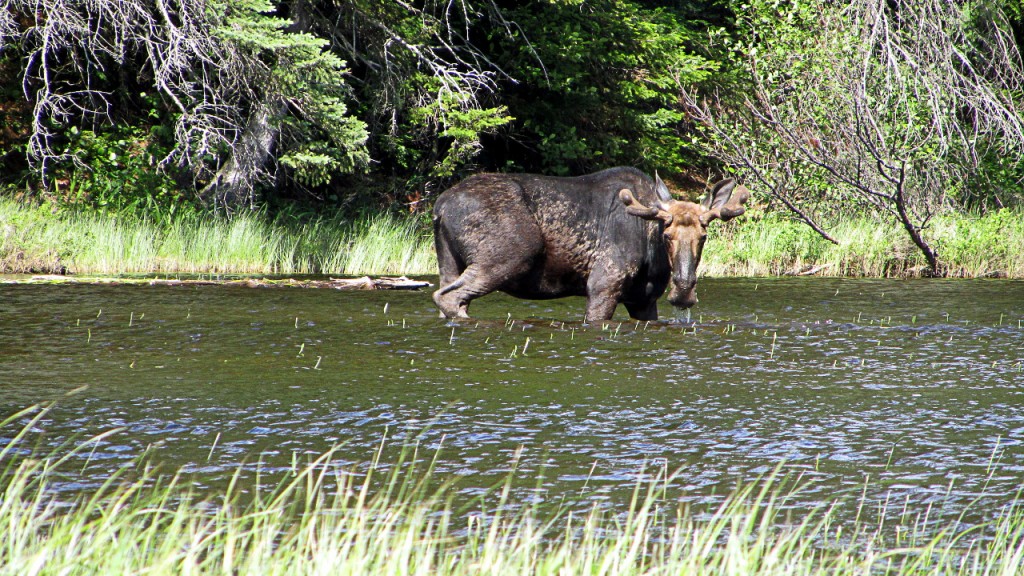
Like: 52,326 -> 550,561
1,277 -> 1023,527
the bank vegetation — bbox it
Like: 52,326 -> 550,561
3,198 -> 1024,278
3,405 -> 1024,576
2,0 -> 1024,277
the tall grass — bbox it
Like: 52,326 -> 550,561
3,197 -> 1024,277
0,199 -> 437,276
703,210 -> 1024,278
319,213 -> 439,276
4,406 -> 1024,575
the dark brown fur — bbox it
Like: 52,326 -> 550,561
432,167 -> 749,321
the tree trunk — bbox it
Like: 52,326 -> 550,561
199,103 -> 281,212
893,169 -> 943,276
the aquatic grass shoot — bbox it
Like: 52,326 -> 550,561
5,408 -> 1024,575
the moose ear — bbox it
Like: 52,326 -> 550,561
699,179 -> 750,226
702,178 -> 737,211
654,172 -> 673,204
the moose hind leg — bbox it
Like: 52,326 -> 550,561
432,186 -> 542,319
433,276 -> 470,318
433,225 -> 466,318
435,257 -> 533,318
434,227 -> 532,315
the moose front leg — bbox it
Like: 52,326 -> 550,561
584,295 -> 619,323
584,275 -> 624,323
624,299 -> 658,321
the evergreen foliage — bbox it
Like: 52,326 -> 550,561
491,0 -> 723,176
215,0 -> 370,188
0,0 -> 1022,240
1,0 -> 370,211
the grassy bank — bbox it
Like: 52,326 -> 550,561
0,200 -> 436,276
2,198 -> 1024,277
704,210 -> 1024,278
3,406 -> 1024,576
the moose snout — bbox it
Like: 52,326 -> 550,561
668,277 -> 698,308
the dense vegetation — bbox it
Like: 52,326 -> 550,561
6,406 -> 1024,576
2,0 -> 1024,275
6,195 -> 1024,278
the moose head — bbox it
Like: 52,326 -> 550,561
619,175 -> 750,308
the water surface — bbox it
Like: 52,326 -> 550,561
1,277 -> 1022,523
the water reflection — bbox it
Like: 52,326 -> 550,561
1,277 -> 1023,522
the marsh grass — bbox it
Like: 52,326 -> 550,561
3,197 -> 1024,277
319,213 -> 438,276
0,199 -> 437,276
4,405 -> 1024,576
703,210 -> 1024,278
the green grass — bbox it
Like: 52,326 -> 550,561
318,213 -> 439,276
703,210 -> 1024,278
3,197 -> 1024,278
4,405 -> 1024,576
0,200 -> 437,276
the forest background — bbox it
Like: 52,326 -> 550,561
3,0 -> 1024,278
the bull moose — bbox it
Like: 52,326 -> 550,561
431,167 -> 750,321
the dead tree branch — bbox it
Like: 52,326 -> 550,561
683,0 -> 1024,275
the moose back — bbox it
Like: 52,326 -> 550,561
432,167 -> 749,321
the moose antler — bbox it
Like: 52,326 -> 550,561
619,189 -> 673,224
700,184 -> 751,225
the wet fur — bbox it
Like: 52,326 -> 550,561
432,167 -> 670,321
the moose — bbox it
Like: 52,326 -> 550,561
431,167 -> 750,321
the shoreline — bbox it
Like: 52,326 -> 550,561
3,198 -> 1023,279
0,274 -> 433,290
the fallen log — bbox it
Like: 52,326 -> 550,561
785,263 -> 835,276
327,276 -> 432,290
7,275 -> 433,291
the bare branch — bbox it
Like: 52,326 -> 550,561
683,0 -> 1024,275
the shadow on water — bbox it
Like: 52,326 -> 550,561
1,276 -> 1023,523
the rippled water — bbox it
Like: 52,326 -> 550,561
1,277 -> 1023,522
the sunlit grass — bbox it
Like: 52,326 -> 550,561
3,197 -> 1024,278
4,404 -> 1024,576
0,199 -> 437,276
319,213 -> 437,276
703,210 -> 1024,278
